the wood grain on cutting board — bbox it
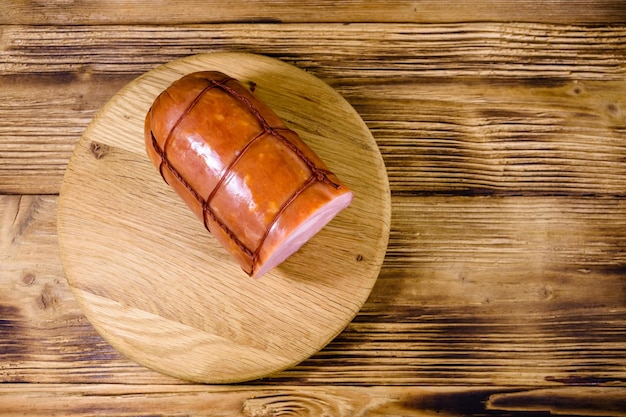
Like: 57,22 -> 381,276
56,53 -> 391,383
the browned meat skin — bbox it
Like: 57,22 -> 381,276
145,71 -> 352,277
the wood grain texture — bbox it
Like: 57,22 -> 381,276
1,0 -> 626,24
3,195 -> 625,387
0,384 -> 625,416
1,23 -> 625,194
0,74 -> 131,194
2,23 -> 624,78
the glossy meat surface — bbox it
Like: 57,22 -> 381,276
145,71 -> 352,277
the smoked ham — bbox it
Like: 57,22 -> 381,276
144,71 -> 353,278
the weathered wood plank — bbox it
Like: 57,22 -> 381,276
0,74 -> 132,194
2,23 -> 625,194
2,23 -> 624,78
0,384 -> 625,416
2,0 -> 626,25
354,78 -> 626,196
2,195 -> 625,386
4,76 -> 626,196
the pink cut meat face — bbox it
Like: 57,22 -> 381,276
145,71 -> 353,278
252,188 -> 353,278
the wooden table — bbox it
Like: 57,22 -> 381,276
2,1 -> 626,415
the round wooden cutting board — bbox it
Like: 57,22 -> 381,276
57,53 -> 391,383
